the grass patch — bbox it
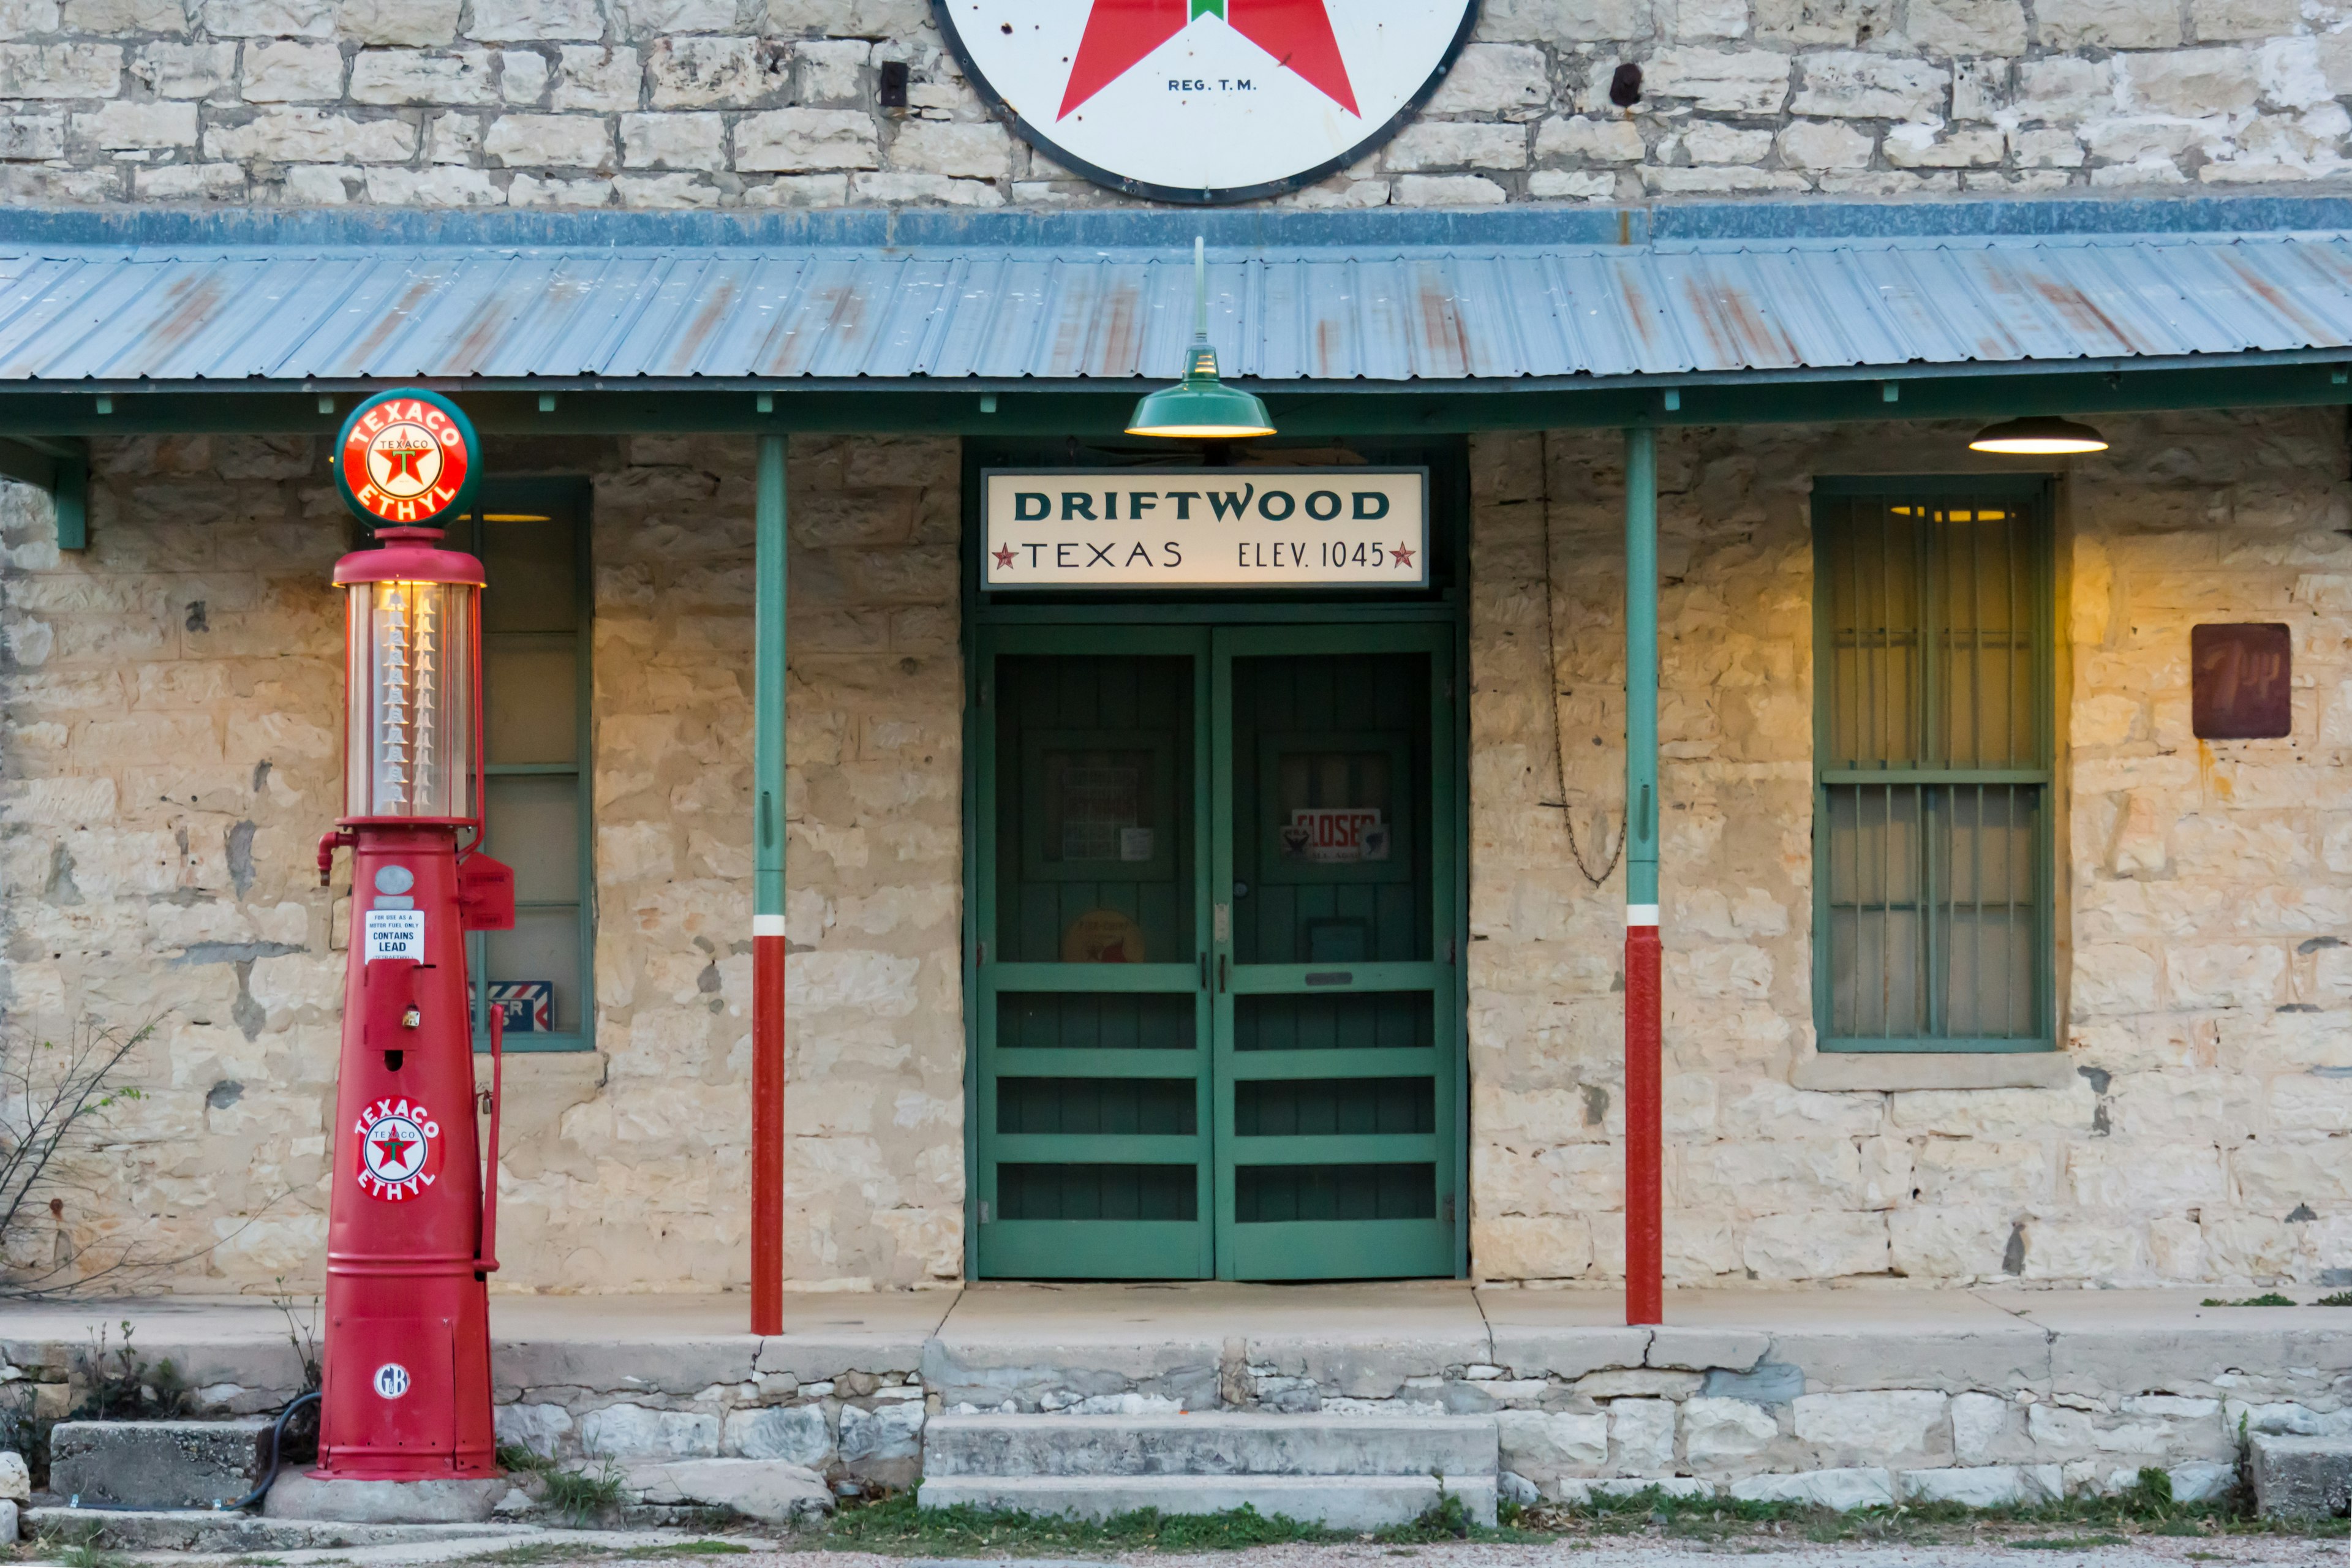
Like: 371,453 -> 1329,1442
2011,1536 -> 2128,1550
824,1488 -> 1355,1554
48,1544 -> 133,1568
2201,1292 -> 2297,1306
626,1546 -> 753,1559
498,1444 -> 630,1527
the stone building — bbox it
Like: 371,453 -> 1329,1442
1,0 -> 2350,1321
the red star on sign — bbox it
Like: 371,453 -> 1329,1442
993,543 -> 1017,568
1392,542 -> 1415,568
1059,0 -> 1359,120
372,1128 -> 416,1170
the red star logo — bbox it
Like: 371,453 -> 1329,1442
1059,0 -> 1359,121
1392,543 -> 1415,568
371,1128 -> 416,1170
993,543 -> 1017,568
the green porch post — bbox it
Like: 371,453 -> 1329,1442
752,433 -> 787,1334
1623,425 -> 1662,1326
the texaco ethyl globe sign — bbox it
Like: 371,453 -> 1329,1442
935,0 -> 1482,204
335,388 -> 480,528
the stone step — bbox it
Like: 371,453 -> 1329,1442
2250,1433 -> 2352,1519
922,1412 -> 1498,1479
23,1506 -> 538,1552
48,1419 -> 271,1509
919,1473 -> 1498,1529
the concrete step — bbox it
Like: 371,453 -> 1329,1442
920,1473 -> 1498,1529
2250,1433 -> 2352,1519
48,1419 -> 271,1509
922,1412 -> 1498,1479
23,1506 -> 540,1552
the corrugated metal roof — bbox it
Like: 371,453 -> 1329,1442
1,229 -> 2349,386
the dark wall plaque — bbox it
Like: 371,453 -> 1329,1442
2191,622 -> 2292,739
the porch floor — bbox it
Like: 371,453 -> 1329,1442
0,1282 -> 2337,1392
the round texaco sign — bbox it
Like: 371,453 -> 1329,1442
354,1095 -> 444,1201
335,388 -> 479,529
933,0 -> 1481,204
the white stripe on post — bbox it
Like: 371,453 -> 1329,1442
1626,903 -> 1659,927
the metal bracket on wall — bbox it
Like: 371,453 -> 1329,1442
0,435 -> 89,549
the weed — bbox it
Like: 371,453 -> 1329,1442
70,1320 -> 190,1421
540,1461 -> 628,1526
2011,1536 -> 2127,1549
625,1545 -> 752,1559
2315,1291 -> 2352,1306
2201,1293 -> 2297,1306
51,1542 -> 132,1568
1373,1488 -> 1471,1544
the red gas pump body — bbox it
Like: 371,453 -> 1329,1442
314,484 -> 513,1484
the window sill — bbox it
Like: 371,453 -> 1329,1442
1791,1050 -> 2075,1093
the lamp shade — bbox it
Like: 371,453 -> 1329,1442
1968,415 -> 2108,454
1126,342 -> 1275,439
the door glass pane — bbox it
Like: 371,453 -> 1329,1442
1232,653 -> 1431,964
1233,992 -> 1431,1050
480,515 -> 578,633
998,1078 -> 1196,1134
487,906 -> 581,1034
486,774 -> 578,903
1235,1077 -> 1433,1135
1235,1163 -> 1433,1221
995,655 -> 1194,963
998,992 -> 1195,1049
1000,1163 -> 1197,1220
486,636 -> 580,764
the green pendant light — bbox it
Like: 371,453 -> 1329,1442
1126,236 -> 1276,440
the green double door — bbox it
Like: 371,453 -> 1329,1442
971,622 -> 1461,1280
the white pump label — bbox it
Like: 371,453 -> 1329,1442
363,908 -> 424,962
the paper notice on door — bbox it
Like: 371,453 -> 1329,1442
364,908 -> 425,962
1283,809 -> 1390,863
1119,827 -> 1154,862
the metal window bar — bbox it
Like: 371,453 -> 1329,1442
1819,486 -> 2049,1049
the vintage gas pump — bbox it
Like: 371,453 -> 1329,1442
313,389 -> 514,1483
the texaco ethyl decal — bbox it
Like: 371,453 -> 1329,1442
934,0 -> 1482,204
355,1096 -> 445,1201
335,388 -> 480,529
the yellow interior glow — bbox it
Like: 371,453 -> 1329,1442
1124,422 -> 1278,439
483,513 -> 554,522
1968,435 -> 2108,454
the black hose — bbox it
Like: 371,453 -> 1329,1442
219,1390 -> 321,1511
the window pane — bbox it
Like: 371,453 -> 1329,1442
1826,783 -> 1926,1038
486,774 -> 579,903
486,635 -> 580,764
488,907 -> 582,1035
480,515 -> 578,633
1936,507 -> 2034,769
1937,784 -> 2038,1038
1820,497 -> 1921,768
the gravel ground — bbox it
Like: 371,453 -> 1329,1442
748,1540 -> 2343,1568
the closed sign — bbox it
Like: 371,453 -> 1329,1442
982,468 -> 1427,590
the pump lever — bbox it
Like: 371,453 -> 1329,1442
315,829 -> 354,888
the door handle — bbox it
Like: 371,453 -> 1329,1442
1199,951 -> 1207,990
1218,954 -> 1227,994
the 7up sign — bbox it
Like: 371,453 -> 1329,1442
935,0 -> 1480,205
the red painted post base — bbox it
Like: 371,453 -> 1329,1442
751,930 -> 785,1336
1625,923 -> 1663,1327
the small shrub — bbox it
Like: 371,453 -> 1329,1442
2201,1293 -> 2296,1307
70,1320 -> 190,1420
2313,1291 -> 2352,1307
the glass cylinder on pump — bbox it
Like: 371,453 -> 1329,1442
338,529 -> 481,823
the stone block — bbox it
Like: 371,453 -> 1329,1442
348,48 -> 495,105
579,1403 -> 721,1458
2250,1434 -> 2351,1518
736,107 -> 875,171
620,110 -> 721,169
200,0 -> 326,34
265,1474 -> 505,1521
552,43 -> 638,108
724,1403 -> 831,1466
1608,1400 -> 1675,1472
887,118 -> 1009,179
1496,1409 -> 1609,1474
1905,0 -> 2026,54
1684,1397 -> 1779,1465
647,35 -> 776,107
336,0 -> 459,44
839,1400 -> 923,1462
466,0 -> 601,38
50,1419 -> 270,1509
241,40 -> 343,100
0,1453 -> 24,1504
1790,51 -> 1945,118
1643,48 -> 1791,115
0,42 -> 123,97
1424,43 -> 1550,116
1776,119 -> 1872,168
484,111 -> 611,167
620,1458 -> 831,1522
1899,1464 -> 2062,1506
1536,114 -> 1644,162
1382,119 -> 1526,171
203,107 -> 415,162
1792,1390 -> 1950,1467
72,99 -> 195,147
2035,0 -> 2179,46
1729,1467 -> 1895,1509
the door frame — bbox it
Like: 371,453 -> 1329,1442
958,439 -> 1474,1281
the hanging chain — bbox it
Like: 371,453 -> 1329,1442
1537,429 -> 1626,889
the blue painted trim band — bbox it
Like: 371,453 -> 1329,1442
2,194 -> 2350,252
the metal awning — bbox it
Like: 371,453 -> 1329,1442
2,225 -> 2351,390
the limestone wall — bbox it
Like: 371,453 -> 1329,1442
0,0 -> 2349,208
0,429 -> 963,1294
1467,409 -> 2352,1289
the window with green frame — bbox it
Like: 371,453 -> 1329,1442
458,481 -> 594,1053
1811,477 -> 2054,1053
